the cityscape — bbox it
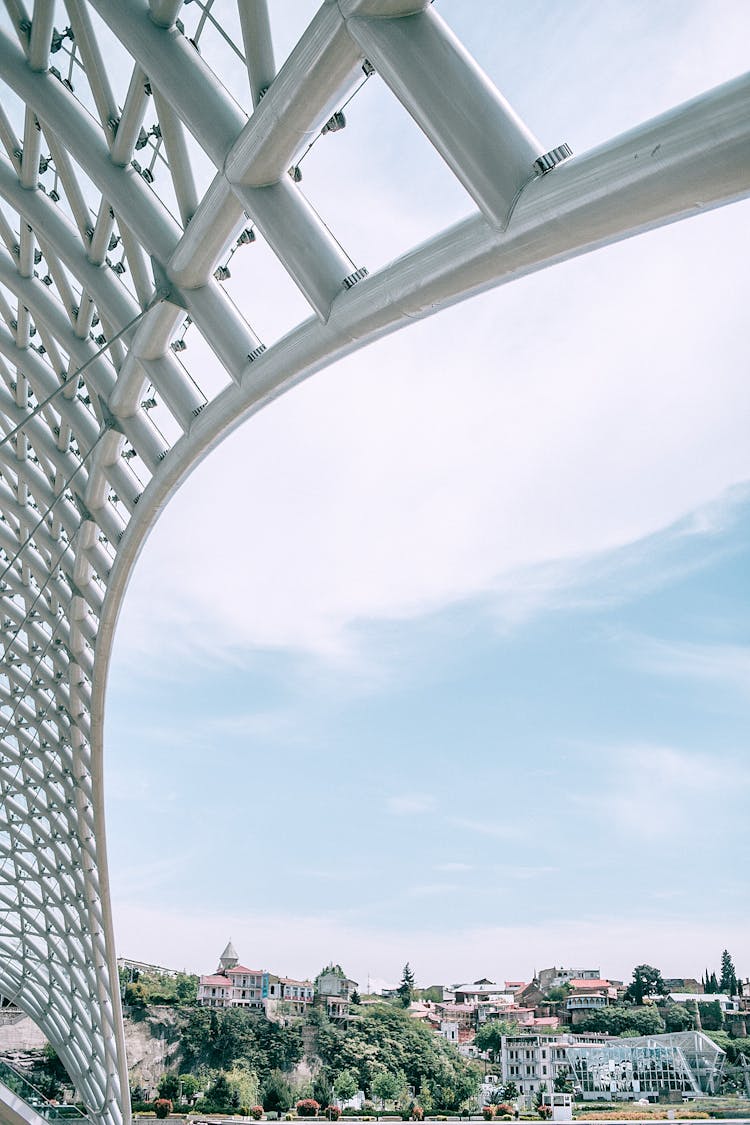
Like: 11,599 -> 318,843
2,943 -> 749,1119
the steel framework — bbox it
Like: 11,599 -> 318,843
0,3 -> 748,1125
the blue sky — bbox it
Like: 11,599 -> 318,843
102,1 -> 750,990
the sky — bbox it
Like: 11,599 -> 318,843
101,1 -> 750,992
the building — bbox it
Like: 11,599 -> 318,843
669,993 -> 739,1013
566,979 -> 618,1023
498,1031 -> 725,1102
439,1020 -> 459,1044
454,981 -> 516,1006
266,975 -> 314,1016
538,968 -> 601,994
663,979 -> 703,994
565,1031 -> 725,1100
197,941 -> 269,1009
316,964 -> 358,1019
500,1033 -> 607,1098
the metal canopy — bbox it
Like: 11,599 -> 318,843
0,3 -> 748,1125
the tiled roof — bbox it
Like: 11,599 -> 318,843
228,965 -> 264,975
200,975 -> 230,987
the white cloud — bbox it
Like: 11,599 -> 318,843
630,637 -> 750,695
584,744 -> 750,840
110,2 -> 750,671
449,817 -> 526,840
115,204 -> 750,669
386,794 -> 436,815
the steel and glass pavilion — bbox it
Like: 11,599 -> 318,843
0,3 -> 748,1124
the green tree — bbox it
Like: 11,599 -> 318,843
720,950 -> 738,996
629,1007 -> 666,1035
576,1003 -> 664,1036
624,964 -> 667,1005
372,1071 -> 404,1106
398,964 -> 415,1009
502,1082 -> 519,1102
262,1071 -> 294,1114
313,1001 -> 478,1105
333,1070 -> 359,1103
663,1003 -> 694,1032
225,1063 -> 260,1110
206,1073 -> 232,1110
698,1000 -> 724,1031
158,1075 -> 181,1102
313,1071 -> 333,1108
474,1021 -> 517,1062
178,1074 -> 201,1103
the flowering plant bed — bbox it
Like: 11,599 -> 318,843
297,1101 -> 321,1119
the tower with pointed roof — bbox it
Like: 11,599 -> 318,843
218,940 -> 239,972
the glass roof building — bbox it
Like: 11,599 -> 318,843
564,1031 -> 725,1101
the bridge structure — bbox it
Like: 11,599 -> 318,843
0,3 -> 748,1125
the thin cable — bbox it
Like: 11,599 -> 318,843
0,306 -> 153,452
0,533 -> 82,686
0,435 -> 102,591
0,549 -> 81,749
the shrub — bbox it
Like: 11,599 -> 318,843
297,1100 -> 321,1118
251,1108 -> 264,1120
153,1100 -> 172,1119
361,1105 -> 376,1116
537,1107 -> 552,1120
497,1107 -> 515,1117
484,1109 -> 497,1122
325,1109 -> 341,1121
412,1109 -> 424,1122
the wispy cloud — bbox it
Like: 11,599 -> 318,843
448,817 -> 526,840
629,636 -> 750,695
386,794 -> 436,815
493,865 -> 559,881
583,744 -> 750,841
434,862 -> 473,873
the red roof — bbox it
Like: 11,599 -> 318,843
201,975 -> 230,987
569,978 -> 612,989
227,965 -> 264,975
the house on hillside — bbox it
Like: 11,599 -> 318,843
267,975 -> 315,1017
565,979 -> 617,1024
316,964 -> 358,1019
197,941 -> 270,1009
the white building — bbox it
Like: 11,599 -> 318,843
500,1033 -> 607,1097
669,993 -> 739,1012
266,976 -> 315,1016
197,941 -> 269,1009
538,968 -> 600,993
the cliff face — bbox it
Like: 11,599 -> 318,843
0,1013 -> 48,1057
121,1007 -> 183,1097
0,1008 -> 182,1099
